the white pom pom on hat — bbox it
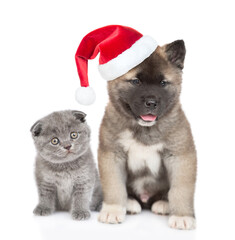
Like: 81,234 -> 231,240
75,86 -> 96,105
74,25 -> 158,105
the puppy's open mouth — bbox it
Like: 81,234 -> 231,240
140,115 -> 157,122
137,115 -> 158,127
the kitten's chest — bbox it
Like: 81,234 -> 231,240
53,171 -> 76,210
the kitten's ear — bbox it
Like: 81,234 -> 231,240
30,121 -> 42,137
72,111 -> 86,123
163,40 -> 186,69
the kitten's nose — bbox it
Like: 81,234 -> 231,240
64,145 -> 72,150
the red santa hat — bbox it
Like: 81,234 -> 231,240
75,25 -> 158,105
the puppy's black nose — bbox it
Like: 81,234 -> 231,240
64,145 -> 72,150
145,99 -> 158,109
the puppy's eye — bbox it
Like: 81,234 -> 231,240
160,80 -> 168,87
130,78 -> 141,86
70,132 -> 78,139
51,137 -> 59,145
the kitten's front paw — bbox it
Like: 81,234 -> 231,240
169,215 -> 196,230
71,210 -> 91,221
98,203 -> 126,224
33,205 -> 54,216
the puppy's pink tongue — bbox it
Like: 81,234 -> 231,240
140,115 -> 157,122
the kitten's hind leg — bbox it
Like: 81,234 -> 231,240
90,193 -> 103,211
90,178 -> 103,211
33,182 -> 56,216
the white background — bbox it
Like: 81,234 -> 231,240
0,0 -> 234,239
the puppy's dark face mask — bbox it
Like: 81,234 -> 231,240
108,40 -> 186,127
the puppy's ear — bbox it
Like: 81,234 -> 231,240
72,111 -> 86,123
164,40 -> 186,69
30,121 -> 42,137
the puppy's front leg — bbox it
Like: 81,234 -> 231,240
98,150 -> 127,224
164,153 -> 197,230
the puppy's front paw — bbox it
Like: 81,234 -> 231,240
127,198 -> 141,215
98,203 -> 126,224
169,215 -> 196,230
33,205 -> 54,216
151,200 -> 169,215
71,210 -> 91,221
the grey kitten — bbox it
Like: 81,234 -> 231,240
31,110 -> 102,220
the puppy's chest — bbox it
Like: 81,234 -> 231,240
118,130 -> 163,175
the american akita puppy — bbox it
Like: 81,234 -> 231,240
98,40 -> 197,230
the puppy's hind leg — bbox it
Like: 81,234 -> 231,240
151,200 -> 170,215
127,198 -> 142,215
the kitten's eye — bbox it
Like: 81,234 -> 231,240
70,132 -> 78,139
129,78 -> 141,86
51,137 -> 59,145
160,80 -> 168,87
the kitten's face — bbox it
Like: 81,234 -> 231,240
31,110 -> 90,163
